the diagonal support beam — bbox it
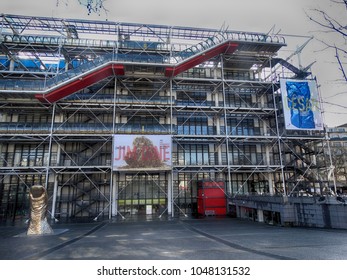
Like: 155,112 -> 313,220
35,64 -> 124,103
165,42 -> 238,77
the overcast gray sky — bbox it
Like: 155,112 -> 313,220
1,0 -> 346,127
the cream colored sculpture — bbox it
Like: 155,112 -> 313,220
27,185 -> 53,235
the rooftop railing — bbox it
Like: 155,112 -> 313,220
0,31 -> 285,93
0,122 -> 176,134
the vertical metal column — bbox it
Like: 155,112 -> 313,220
220,55 -> 232,194
325,137 -> 337,194
48,103 -> 57,218
269,57 -> 287,195
111,76 -> 117,218
317,78 -> 338,195
110,29 -> 120,218
169,78 -> 174,217
168,172 -> 173,217
51,175 -> 58,220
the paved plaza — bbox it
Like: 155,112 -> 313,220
1,217 -> 347,260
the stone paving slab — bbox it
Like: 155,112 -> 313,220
1,217 -> 347,260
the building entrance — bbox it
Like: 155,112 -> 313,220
117,173 -> 168,216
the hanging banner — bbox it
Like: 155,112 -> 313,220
280,79 -> 324,131
112,134 -> 172,171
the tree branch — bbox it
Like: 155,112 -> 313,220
307,9 -> 347,37
306,0 -> 347,82
331,0 -> 347,8
56,0 -> 109,16
78,0 -> 109,16
336,46 -> 347,81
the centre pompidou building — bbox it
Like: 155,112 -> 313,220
0,14 -> 330,224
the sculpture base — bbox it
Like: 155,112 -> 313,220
15,229 -> 69,237
27,217 -> 54,235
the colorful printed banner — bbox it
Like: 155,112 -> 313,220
280,79 -> 324,131
112,134 -> 172,171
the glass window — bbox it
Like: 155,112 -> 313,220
177,117 -> 208,135
176,144 -> 210,165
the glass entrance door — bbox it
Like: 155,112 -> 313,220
117,173 -> 167,216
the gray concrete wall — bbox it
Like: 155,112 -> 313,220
230,195 -> 347,229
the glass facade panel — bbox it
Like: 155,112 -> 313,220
117,174 -> 167,216
177,117 -> 209,135
174,144 -> 210,165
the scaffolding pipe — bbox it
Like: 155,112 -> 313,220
269,57 -> 287,196
170,78 -> 174,217
47,103 -> 57,219
110,76 -> 118,218
220,55 -> 232,195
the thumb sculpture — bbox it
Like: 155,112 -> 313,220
27,185 -> 53,235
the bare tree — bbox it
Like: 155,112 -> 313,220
329,144 -> 347,191
306,0 -> 347,82
56,0 -> 108,16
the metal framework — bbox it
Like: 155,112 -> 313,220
0,14 -> 331,223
